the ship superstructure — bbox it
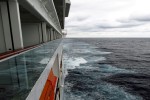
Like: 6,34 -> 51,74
0,0 -> 71,99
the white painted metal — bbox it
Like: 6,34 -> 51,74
54,31 -> 56,40
19,0 -> 62,34
49,29 -> 51,41
52,55 -> 59,77
53,31 -> 55,40
48,29 -> 51,41
39,24 -> 43,44
8,0 -> 24,49
0,5 -> 6,53
40,0 -> 62,33
42,22 -> 48,42
22,23 -> 41,47
46,29 -> 50,41
50,28 -> 53,41
0,2 -> 13,52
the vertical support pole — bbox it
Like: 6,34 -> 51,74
49,29 -> 51,41
59,34 -> 60,39
56,32 -> 57,39
8,0 -> 24,50
53,30 -> 55,40
0,2 -> 13,51
56,32 -> 58,39
50,28 -> 53,41
0,5 -> 6,53
39,23 -> 43,44
47,29 -> 49,41
54,31 -> 56,40
42,22 -> 47,42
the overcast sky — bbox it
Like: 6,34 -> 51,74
65,0 -> 150,37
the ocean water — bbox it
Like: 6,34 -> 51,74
62,38 -> 150,100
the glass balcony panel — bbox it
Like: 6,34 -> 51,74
0,39 -> 62,100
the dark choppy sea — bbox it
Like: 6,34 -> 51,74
62,38 -> 150,100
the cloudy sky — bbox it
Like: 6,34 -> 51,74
65,0 -> 150,37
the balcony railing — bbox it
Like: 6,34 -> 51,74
0,39 -> 62,99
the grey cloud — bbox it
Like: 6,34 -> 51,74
66,20 -> 144,33
97,23 -> 143,29
76,16 -> 90,21
131,15 -> 150,22
118,14 -> 150,23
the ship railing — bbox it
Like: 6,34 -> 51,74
0,39 -> 63,100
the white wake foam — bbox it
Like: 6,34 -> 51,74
63,57 -> 87,77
